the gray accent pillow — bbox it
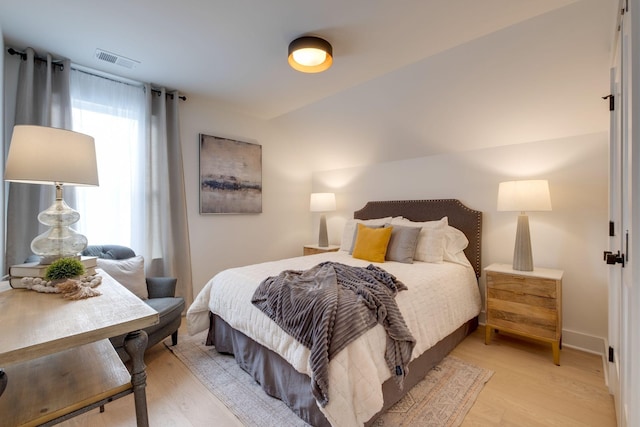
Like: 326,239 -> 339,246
385,224 -> 421,263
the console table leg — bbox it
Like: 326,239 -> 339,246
0,369 -> 7,397
124,330 -> 149,427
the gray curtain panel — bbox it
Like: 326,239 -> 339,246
144,85 -> 193,308
5,48 -> 74,269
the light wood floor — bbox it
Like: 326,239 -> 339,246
60,324 -> 616,427
453,330 -> 616,427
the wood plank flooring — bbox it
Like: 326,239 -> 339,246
453,329 -> 616,427
59,324 -> 615,426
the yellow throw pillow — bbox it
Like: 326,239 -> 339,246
352,223 -> 393,263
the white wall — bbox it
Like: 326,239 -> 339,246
179,94 -> 315,297
313,132 -> 609,353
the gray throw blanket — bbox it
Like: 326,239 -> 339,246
251,261 -> 416,407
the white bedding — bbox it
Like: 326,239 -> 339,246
187,251 -> 481,426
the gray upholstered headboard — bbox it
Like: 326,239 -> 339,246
353,199 -> 482,278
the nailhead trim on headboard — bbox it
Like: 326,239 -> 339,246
353,199 -> 482,278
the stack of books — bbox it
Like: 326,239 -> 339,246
9,256 -> 98,289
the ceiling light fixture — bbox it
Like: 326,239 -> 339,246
288,36 -> 333,73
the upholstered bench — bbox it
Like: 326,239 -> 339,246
82,245 -> 185,361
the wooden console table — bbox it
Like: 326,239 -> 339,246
0,271 -> 158,426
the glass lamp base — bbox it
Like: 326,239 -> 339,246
31,198 -> 88,264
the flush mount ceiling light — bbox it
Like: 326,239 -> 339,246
288,36 -> 333,73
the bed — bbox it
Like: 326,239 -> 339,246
187,199 -> 482,426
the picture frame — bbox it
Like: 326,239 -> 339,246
199,134 -> 262,214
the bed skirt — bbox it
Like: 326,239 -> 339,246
206,312 -> 478,426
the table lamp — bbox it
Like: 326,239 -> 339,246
497,180 -> 552,271
310,192 -> 336,247
5,125 -> 99,264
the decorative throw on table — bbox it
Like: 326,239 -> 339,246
251,261 -> 416,407
19,257 -> 102,299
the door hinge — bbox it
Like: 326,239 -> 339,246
609,221 -> 615,237
604,250 -> 625,267
602,94 -> 614,111
609,346 -> 615,363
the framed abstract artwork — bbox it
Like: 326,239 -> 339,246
199,134 -> 262,214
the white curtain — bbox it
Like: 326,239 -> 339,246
5,48 -> 72,268
144,86 -> 193,305
70,69 -> 146,249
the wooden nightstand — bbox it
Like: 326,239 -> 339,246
484,263 -> 563,365
303,244 -> 340,256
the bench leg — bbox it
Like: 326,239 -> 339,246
171,330 -> 178,346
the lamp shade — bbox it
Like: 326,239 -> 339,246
288,36 -> 333,73
310,192 -> 336,212
497,180 -> 551,212
5,125 -> 99,187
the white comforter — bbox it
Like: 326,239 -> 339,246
187,251 -> 481,427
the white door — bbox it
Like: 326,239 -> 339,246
627,2 -> 640,426
607,22 -> 622,424
608,2 -> 639,426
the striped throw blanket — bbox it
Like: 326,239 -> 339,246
251,261 -> 416,407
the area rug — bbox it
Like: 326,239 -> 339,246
167,332 -> 493,427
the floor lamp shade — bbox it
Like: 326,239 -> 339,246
310,193 -> 336,247
497,180 -> 551,271
5,125 -> 99,263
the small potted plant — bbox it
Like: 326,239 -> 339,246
45,257 -> 86,282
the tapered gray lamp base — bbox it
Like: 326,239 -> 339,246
513,214 -> 534,271
318,214 -> 328,247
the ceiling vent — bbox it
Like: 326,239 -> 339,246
95,49 -> 140,69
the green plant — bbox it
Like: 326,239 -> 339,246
45,258 -> 86,281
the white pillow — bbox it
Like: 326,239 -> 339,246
442,225 -> 472,267
393,217 -> 448,263
443,225 -> 468,256
339,217 -> 393,252
97,255 -> 148,299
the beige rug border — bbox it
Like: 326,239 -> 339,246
167,332 -> 493,427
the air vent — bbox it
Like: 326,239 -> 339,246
95,49 -> 140,69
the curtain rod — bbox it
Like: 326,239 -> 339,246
7,47 -> 64,70
7,47 -> 186,101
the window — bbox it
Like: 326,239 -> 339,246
69,69 -> 147,252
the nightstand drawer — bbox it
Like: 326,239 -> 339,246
486,273 -> 557,298
486,287 -> 557,310
486,299 -> 559,340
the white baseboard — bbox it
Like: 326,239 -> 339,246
561,328 -> 606,356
